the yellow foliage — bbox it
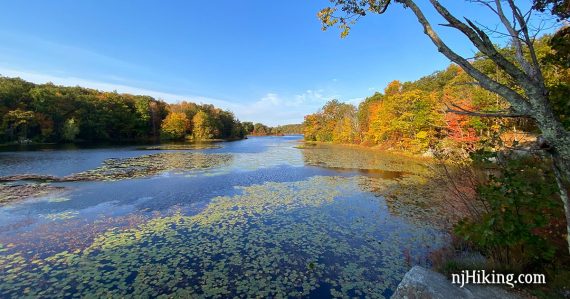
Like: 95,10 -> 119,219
161,112 -> 190,139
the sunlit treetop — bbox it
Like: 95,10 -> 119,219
318,0 -> 395,38
533,0 -> 570,19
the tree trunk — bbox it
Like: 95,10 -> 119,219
534,102 -> 570,252
552,156 -> 570,253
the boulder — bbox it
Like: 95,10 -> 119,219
392,266 -> 521,299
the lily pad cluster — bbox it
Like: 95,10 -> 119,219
67,152 -> 233,181
0,176 -> 445,298
356,176 -> 455,229
41,211 -> 79,221
139,144 -> 222,151
0,183 -> 65,206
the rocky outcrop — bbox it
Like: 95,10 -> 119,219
392,266 -> 521,299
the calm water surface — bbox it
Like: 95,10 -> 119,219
0,136 -> 446,298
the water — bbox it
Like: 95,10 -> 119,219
0,136 -> 446,298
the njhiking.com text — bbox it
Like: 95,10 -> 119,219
451,270 -> 546,288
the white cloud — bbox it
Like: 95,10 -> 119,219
0,67 -> 240,111
0,67 -> 361,126
234,89 -> 343,125
344,97 -> 365,106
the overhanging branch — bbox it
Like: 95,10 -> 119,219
445,103 -> 530,118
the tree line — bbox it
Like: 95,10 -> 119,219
0,79 -> 250,143
241,122 -> 303,136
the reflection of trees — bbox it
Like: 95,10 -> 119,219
300,144 -> 428,174
356,175 -> 458,230
299,144 -> 455,228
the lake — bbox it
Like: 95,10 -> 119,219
0,136 -> 447,298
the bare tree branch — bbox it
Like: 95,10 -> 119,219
445,103 -> 530,118
493,0 -> 536,77
427,0 -> 545,103
506,0 -> 545,84
400,0 -> 533,116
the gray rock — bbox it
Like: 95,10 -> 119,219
392,266 -> 521,299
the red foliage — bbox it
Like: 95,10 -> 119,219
444,101 -> 479,144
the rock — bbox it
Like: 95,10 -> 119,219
392,266 -> 521,299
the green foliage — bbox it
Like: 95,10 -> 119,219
533,0 -> 570,19
0,78 -> 170,143
253,122 -> 269,135
455,157 -> 564,270
273,124 -> 304,135
0,77 -> 246,143
1,109 -> 36,141
542,27 -> 570,129
242,121 -> 254,134
61,118 -> 80,142
242,122 -> 303,136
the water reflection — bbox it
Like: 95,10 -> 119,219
0,136 -> 447,298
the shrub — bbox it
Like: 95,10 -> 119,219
454,156 -> 566,271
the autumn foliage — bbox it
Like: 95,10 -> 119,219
302,34 -> 570,154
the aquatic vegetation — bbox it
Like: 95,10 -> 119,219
41,211 -> 79,221
0,213 -> 155,258
46,197 -> 71,203
301,143 -> 430,174
356,175 -> 454,229
0,153 -> 233,184
0,183 -> 66,206
0,176 -> 445,298
139,144 -> 222,150
67,152 -> 233,181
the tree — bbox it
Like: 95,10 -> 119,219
161,112 -> 190,140
192,110 -> 217,140
319,0 -> 570,252
0,77 -> 244,143
62,118 -> 80,142
1,109 -> 35,141
253,123 -> 269,135
242,122 -> 255,134
533,0 -> 570,19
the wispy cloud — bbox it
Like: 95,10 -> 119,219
0,31 -> 144,73
235,89 -> 358,125
0,66 -> 239,111
0,67 -> 359,126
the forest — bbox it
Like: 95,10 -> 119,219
0,79 -> 279,143
303,32 -> 569,155
242,122 -> 303,136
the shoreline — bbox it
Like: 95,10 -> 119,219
298,140 -> 437,162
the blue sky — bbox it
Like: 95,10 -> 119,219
0,0 -> 548,125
